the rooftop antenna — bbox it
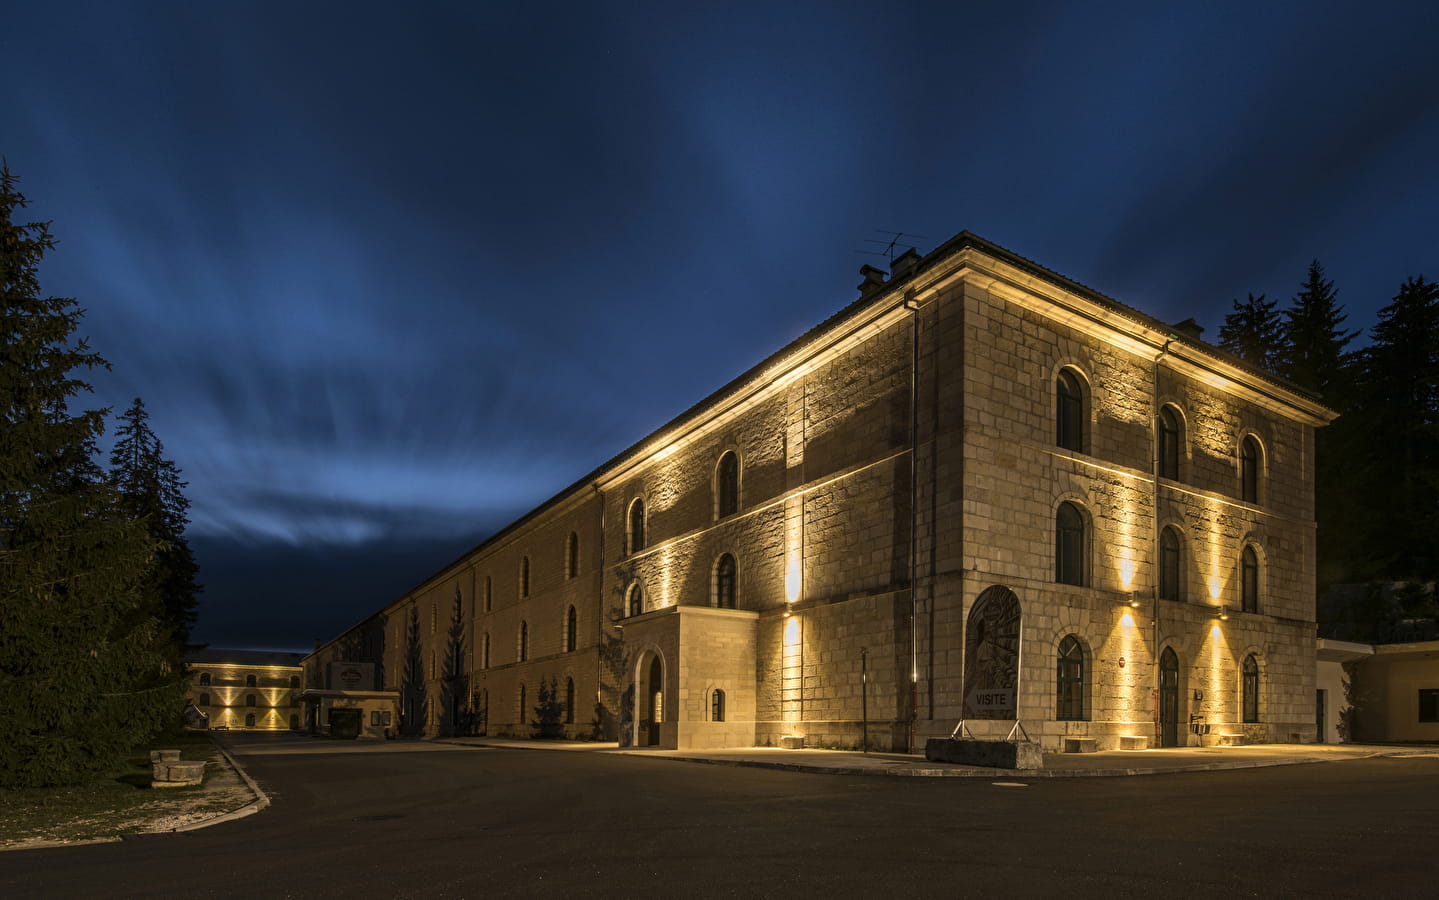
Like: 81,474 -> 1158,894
857,230 -> 929,264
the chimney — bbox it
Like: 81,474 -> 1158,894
857,264 -> 887,297
1171,318 -> 1205,341
889,247 -> 921,281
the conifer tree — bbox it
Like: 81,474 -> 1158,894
1348,276 -> 1439,581
110,397 -> 202,657
0,164 -> 181,787
1278,261 -> 1356,398
1218,293 -> 1283,370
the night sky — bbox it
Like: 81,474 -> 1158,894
5,2 -> 1436,652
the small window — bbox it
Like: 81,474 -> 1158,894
520,557 -> 530,598
289,676 -> 300,689
714,553 -> 738,609
1160,526 -> 1183,602
1056,369 -> 1085,453
198,672 -> 211,687
627,583 -> 644,617
1056,635 -> 1086,721
1055,502 -> 1087,586
566,532 -> 579,578
518,684 -> 527,723
628,499 -> 646,554
518,620 -> 529,662
565,677 -> 576,724
711,689 -> 726,722
1419,689 -> 1439,723
1242,654 -> 1260,723
246,674 -> 257,688
246,694 -> 256,707
1241,545 -> 1260,613
199,693 -> 210,706
484,575 -> 493,612
1241,436 -> 1262,503
716,452 -> 740,518
566,605 -> 578,653
482,632 -> 491,669
245,713 -> 256,728
1158,405 -> 1182,480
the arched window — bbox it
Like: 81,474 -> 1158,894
1242,654 -> 1260,723
565,605 -> 578,652
716,451 -> 740,518
246,694 -> 256,707
1241,436 -> 1262,503
1056,369 -> 1085,453
1159,526 -> 1183,602
1056,635 -> 1086,721
711,689 -> 726,722
246,674 -> 257,688
565,677 -> 576,724
1158,405 -> 1182,480
198,672 -> 211,686
520,557 -> 530,598
199,693 -> 210,706
482,632 -> 491,669
628,499 -> 646,554
566,532 -> 579,578
518,684 -> 527,724
518,620 -> 529,661
484,575 -> 493,612
1055,502 -> 1087,586
627,582 -> 645,617
714,553 -> 737,609
245,713 -> 256,728
1241,545 -> 1260,613
289,676 -> 299,689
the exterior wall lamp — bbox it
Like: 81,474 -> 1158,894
1217,606 -> 1229,620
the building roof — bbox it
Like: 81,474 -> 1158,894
186,648 -> 306,668
314,230 -> 1340,652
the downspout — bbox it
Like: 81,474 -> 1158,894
593,483 -> 606,728
1151,337 -> 1174,745
906,289 -> 921,754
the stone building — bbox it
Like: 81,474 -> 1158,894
186,648 -> 305,731
307,232 -> 1334,751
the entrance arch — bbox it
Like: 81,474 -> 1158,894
635,649 -> 666,747
1159,646 -> 1181,747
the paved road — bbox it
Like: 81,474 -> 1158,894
2,737 -> 1435,898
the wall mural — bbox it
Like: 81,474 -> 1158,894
963,585 -> 1022,719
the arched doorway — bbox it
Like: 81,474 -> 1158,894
637,652 -> 664,747
1159,647 -> 1180,747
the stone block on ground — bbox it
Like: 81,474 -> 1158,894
1119,735 -> 1149,750
778,736 -> 804,750
925,738 -> 1044,769
152,760 -> 206,787
1063,738 -> 1098,753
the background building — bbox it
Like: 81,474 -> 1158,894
308,232 -> 1334,751
186,648 -> 305,731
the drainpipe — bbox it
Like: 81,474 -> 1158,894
1151,337 -> 1174,745
906,289 -> 921,754
593,483 -> 606,730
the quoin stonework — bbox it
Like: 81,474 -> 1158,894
306,232 -> 1335,752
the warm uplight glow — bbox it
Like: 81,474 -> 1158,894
1208,576 -> 1222,600
654,443 -> 678,461
1118,558 -> 1136,590
1120,612 -> 1135,627
785,552 -> 802,605
784,614 -> 801,646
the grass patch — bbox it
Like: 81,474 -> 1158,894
0,732 -> 251,847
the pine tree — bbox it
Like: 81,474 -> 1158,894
0,164 -> 181,788
1218,293 -> 1283,370
1278,261 -> 1356,398
110,397 -> 202,657
1348,276 -> 1439,581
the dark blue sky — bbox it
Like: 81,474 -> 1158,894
5,2 -> 1436,651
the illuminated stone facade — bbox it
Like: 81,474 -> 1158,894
309,233 -> 1334,751
186,649 -> 305,731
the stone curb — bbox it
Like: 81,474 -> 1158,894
435,739 -> 1435,779
161,739 -> 269,833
